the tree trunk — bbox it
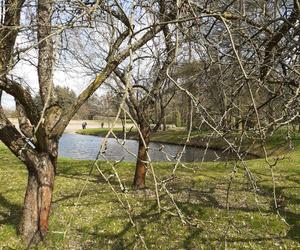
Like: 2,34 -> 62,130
133,123 -> 150,189
20,153 -> 56,246
163,116 -> 167,131
186,98 -> 192,131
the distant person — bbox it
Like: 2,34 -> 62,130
82,121 -> 87,129
101,122 -> 104,128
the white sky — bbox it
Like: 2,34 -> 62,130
3,46 -> 101,110
3,66 -> 98,110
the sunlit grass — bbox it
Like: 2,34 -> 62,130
0,143 -> 300,249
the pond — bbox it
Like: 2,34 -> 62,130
58,133 -> 253,162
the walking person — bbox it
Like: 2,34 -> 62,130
82,121 -> 87,129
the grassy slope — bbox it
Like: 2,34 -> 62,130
0,143 -> 300,249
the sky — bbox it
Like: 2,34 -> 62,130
3,35 -> 100,110
2,2 -> 106,110
3,60 -> 95,110
2,0 -> 163,110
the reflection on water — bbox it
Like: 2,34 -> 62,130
58,133 -> 250,162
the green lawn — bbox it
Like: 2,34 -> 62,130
0,142 -> 300,249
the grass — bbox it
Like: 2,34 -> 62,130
0,141 -> 300,249
77,128 -> 126,136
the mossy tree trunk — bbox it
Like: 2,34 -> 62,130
20,151 -> 56,245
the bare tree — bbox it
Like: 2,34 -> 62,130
111,25 -> 176,189
1,0 -> 300,246
168,0 -> 300,136
0,0 -> 179,245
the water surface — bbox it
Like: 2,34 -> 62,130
58,133 -> 249,162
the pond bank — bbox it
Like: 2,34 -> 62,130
76,128 -> 295,158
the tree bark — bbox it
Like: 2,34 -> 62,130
133,123 -> 150,189
186,98 -> 192,131
20,153 -> 56,246
162,116 -> 167,131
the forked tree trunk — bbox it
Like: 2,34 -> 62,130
133,123 -> 150,189
20,153 -> 56,246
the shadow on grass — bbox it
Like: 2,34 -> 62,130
0,194 -> 22,230
267,186 -> 300,243
1,160 -> 298,247
76,201 -> 161,249
67,168 -> 300,247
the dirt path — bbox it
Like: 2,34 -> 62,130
9,119 -> 108,134
64,120 -> 103,133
